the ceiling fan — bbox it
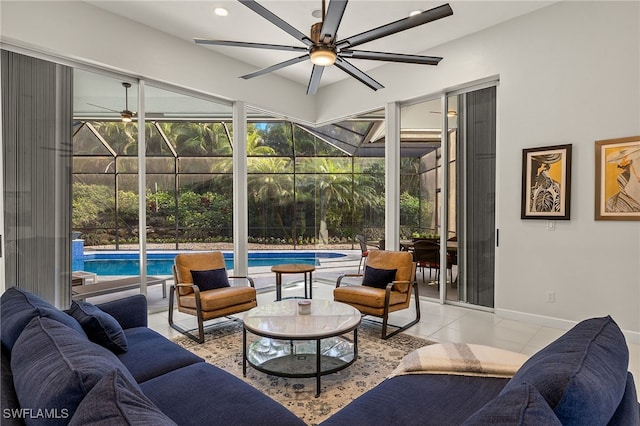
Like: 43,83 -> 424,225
194,0 -> 453,95
87,82 -> 135,122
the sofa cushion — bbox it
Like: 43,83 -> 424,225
10,317 -> 134,425
96,295 -> 148,329
320,374 -> 509,426
140,362 -> 305,426
117,327 -> 203,383
502,316 -> 629,425
68,300 -> 128,354
191,268 -> 230,291
462,383 -> 561,425
69,370 -> 177,426
0,286 -> 85,352
607,372 -> 640,426
362,265 -> 397,289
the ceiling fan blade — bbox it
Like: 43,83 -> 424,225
194,38 -> 307,52
340,50 -> 442,65
333,57 -> 384,91
86,102 -> 120,113
320,0 -> 348,44
239,0 -> 313,46
306,65 -> 325,96
240,55 -> 309,79
336,3 -> 453,49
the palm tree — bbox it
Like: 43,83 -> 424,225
303,158 -> 377,244
160,122 -> 232,156
246,131 -> 294,240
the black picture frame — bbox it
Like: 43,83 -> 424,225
521,144 -> 572,220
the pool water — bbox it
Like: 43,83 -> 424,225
81,251 -> 346,276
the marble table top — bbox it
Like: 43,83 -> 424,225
243,299 -> 361,339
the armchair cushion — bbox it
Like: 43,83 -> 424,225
68,301 -> 128,354
362,266 -> 397,289
180,286 -> 257,311
334,286 -> 408,309
191,268 -> 230,291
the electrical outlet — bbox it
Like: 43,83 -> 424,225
545,291 -> 555,303
547,220 -> 555,231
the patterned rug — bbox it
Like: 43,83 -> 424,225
173,320 -> 433,425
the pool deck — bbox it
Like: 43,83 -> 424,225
75,249 -> 362,312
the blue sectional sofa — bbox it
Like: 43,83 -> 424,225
322,315 -> 640,425
0,287 -> 304,426
2,285 -> 639,425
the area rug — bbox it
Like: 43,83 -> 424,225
173,321 -> 433,425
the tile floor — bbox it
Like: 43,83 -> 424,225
146,278 -> 640,396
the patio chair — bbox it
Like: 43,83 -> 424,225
356,234 -> 370,273
334,250 -> 419,339
412,240 -> 441,285
169,251 -> 257,343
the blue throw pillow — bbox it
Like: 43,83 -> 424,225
191,268 -> 230,291
0,286 -> 86,352
362,265 -> 397,289
69,370 -> 177,425
501,316 -> 628,425
68,300 -> 128,354
11,317 -> 135,425
463,383 -> 561,425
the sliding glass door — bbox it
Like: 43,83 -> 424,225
400,83 -> 496,309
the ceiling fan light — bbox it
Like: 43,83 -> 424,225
309,46 -> 337,66
121,111 -> 133,123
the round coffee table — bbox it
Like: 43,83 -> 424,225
242,299 -> 361,397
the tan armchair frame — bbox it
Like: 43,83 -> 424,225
334,250 -> 420,339
168,252 -> 257,343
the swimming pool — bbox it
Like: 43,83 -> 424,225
80,251 -> 347,276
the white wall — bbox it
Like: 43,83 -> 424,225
320,1 -> 640,338
2,1 -> 639,338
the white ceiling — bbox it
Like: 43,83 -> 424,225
87,0 -> 555,88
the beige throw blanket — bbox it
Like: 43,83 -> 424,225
388,343 -> 530,379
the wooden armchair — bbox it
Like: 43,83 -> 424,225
333,250 -> 420,339
169,251 -> 257,343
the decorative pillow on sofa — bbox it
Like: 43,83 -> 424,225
69,369 -> 177,426
362,265 -> 397,289
462,383 -> 561,425
190,268 -> 230,291
501,316 -> 629,425
68,300 -> 128,354
11,317 -> 135,425
0,286 -> 86,352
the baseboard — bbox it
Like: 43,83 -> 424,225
495,308 -> 640,345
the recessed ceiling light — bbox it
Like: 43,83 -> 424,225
214,7 -> 229,17
409,10 -> 422,17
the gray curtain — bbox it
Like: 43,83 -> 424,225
463,86 -> 496,308
2,50 -> 73,307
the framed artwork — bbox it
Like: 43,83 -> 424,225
595,136 -> 640,220
521,144 -> 572,220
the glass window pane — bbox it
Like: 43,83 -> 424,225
161,122 -> 232,156
179,157 -> 232,174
